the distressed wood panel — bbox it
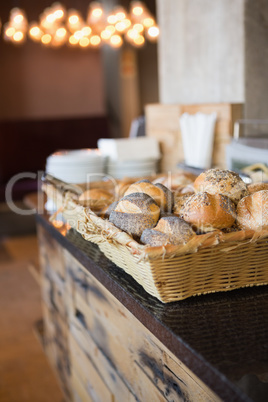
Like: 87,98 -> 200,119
65,252 -> 221,402
70,334 -> 114,402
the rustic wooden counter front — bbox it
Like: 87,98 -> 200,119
36,212 -> 268,402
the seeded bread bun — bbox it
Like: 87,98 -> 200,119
141,216 -> 195,247
194,168 -> 248,204
247,182 -> 268,194
237,190 -> 268,231
124,180 -> 171,211
99,201 -> 118,219
154,182 -> 174,212
180,192 -> 236,232
78,188 -> 114,210
109,192 -> 160,238
173,194 -> 193,216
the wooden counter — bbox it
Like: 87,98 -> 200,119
36,211 -> 268,402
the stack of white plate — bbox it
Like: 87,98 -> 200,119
106,158 -> 159,179
46,149 -> 105,183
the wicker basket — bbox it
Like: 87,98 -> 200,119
58,196 -> 268,303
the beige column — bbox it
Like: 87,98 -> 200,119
156,0 -> 268,120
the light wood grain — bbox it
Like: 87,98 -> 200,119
145,102 -> 243,172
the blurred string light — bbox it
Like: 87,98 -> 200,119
1,1 -> 159,48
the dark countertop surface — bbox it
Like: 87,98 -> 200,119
36,212 -> 268,402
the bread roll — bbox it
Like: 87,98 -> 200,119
180,192 -> 236,232
237,190 -> 268,231
99,201 -> 118,219
154,183 -> 174,212
141,216 -> 195,246
173,194 -> 193,216
124,180 -> 170,211
78,188 -> 114,209
109,192 -> 160,238
247,182 -> 268,194
194,168 -> 248,204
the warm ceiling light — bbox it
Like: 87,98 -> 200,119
143,17 -> 154,27
79,37 -> 90,47
110,34 -> 123,48
29,24 -> 43,41
147,25 -> 159,38
5,25 -> 15,38
126,28 -> 139,40
133,23 -> 144,33
107,15 -> 117,24
13,31 -> 24,42
69,14 -> 79,25
69,35 -> 79,45
82,26 -> 92,36
52,3 -> 65,20
101,29 -> 111,40
3,2 -> 159,49
115,19 -> 131,33
56,27 -> 67,38
133,6 -> 143,16
73,30 -> 84,40
14,14 -> 24,24
133,34 -> 145,46
92,8 -> 103,18
41,33 -> 52,44
90,35 -> 101,46
46,13 -> 57,24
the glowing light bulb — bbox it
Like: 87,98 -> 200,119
46,13 -> 56,24
133,6 -> 143,16
143,17 -> 154,28
41,34 -> 52,44
74,30 -> 84,40
5,26 -> 15,38
101,29 -> 111,40
110,34 -> 123,48
13,31 -> 24,42
133,23 -> 144,33
148,26 -> 159,38
126,28 -> 139,40
69,35 -> 79,45
69,14 -> 79,25
92,8 -> 103,18
79,37 -> 90,47
29,24 -> 43,41
106,25 -> 116,34
115,19 -> 131,33
107,15 -> 117,24
133,35 -> 145,46
14,14 -> 24,24
82,26 -> 92,36
56,27 -> 67,38
90,35 -> 101,46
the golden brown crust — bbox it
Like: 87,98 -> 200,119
194,168 -> 249,204
115,192 -> 160,220
237,190 -> 268,231
247,182 -> 268,194
78,188 -> 114,210
181,192 -> 236,232
173,194 -> 193,216
124,181 -> 168,211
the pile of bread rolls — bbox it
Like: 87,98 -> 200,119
78,169 -> 268,247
